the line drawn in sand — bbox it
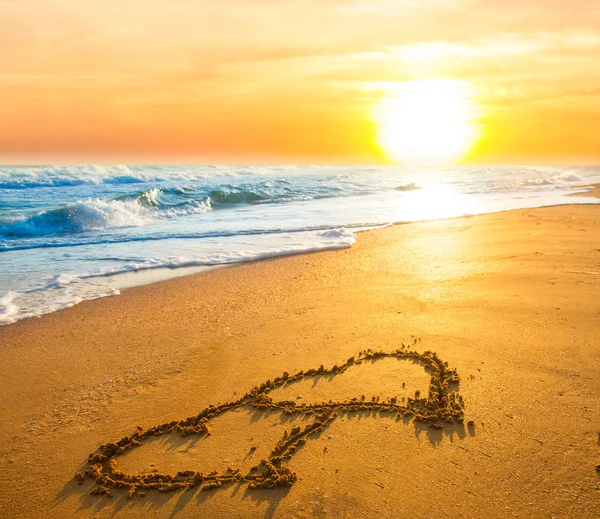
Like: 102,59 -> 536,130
77,341 -> 466,498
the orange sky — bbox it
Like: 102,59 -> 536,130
1,0 -> 599,164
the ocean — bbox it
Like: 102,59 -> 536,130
1,164 -> 599,325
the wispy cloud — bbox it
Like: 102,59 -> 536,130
1,0 -> 599,162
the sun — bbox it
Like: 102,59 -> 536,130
373,79 -> 480,165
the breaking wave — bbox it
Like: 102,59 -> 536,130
0,199 -> 155,237
1,163 -> 599,326
0,180 -> 369,238
0,164 -> 314,190
519,172 -> 582,187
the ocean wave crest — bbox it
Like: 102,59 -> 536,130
0,186 -> 219,238
122,182 -> 325,212
0,165 -> 137,189
0,198 -> 154,237
0,165 -> 311,190
0,176 -> 359,240
520,172 -> 582,187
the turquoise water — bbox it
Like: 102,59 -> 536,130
1,164 -> 599,324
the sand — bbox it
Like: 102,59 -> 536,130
570,185 -> 600,199
0,203 -> 599,518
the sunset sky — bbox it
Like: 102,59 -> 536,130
1,0 -> 599,165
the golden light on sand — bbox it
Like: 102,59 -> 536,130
374,79 -> 480,165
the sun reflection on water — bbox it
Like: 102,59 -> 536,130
391,184 -> 477,222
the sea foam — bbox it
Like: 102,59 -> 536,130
0,227 -> 357,324
0,292 -> 19,325
0,198 -> 153,237
1,164 -> 599,326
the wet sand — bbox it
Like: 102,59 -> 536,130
0,204 -> 599,518
570,184 -> 600,199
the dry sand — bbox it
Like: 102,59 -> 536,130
0,203 -> 599,518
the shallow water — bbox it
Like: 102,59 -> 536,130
1,164 -> 599,324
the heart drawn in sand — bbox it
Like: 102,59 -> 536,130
78,341 -> 465,498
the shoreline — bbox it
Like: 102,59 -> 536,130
2,187 -> 599,329
569,184 -> 600,198
1,202 -> 599,518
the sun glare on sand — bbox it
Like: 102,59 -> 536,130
374,79 -> 480,165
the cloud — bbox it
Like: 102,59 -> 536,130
1,0 -> 600,162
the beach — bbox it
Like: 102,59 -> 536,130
0,203 -> 599,518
